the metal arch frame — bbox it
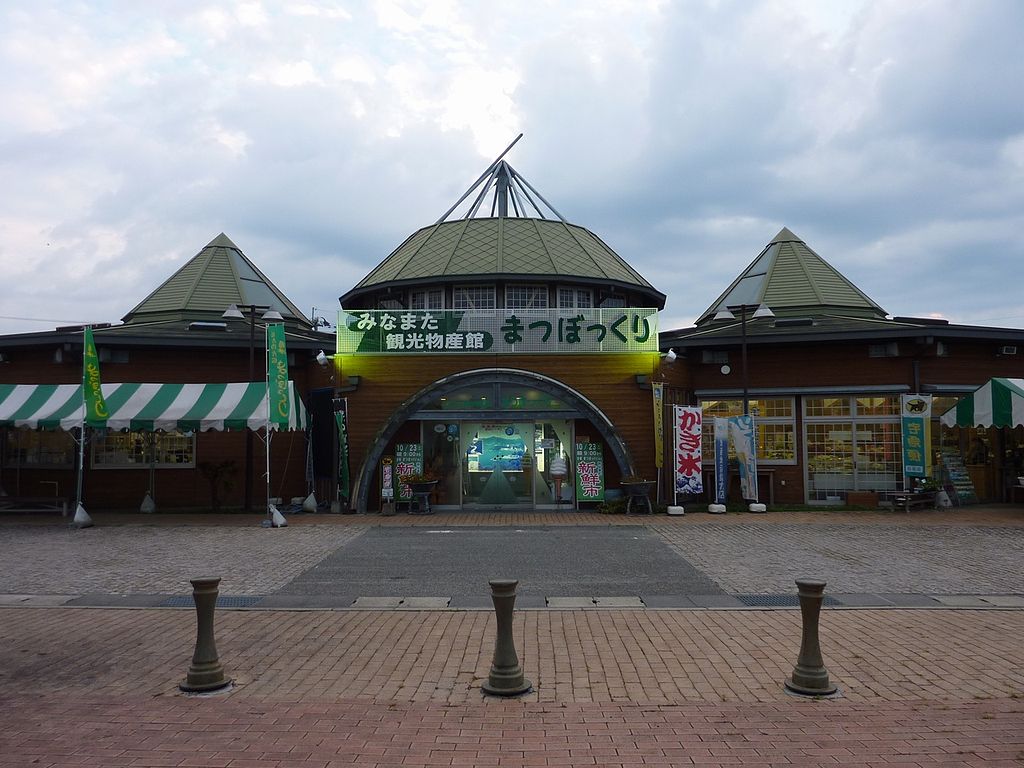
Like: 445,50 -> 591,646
352,367 -> 636,513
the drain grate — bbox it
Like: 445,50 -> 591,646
735,594 -> 841,607
160,595 -> 263,608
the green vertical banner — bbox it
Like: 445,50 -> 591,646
82,326 -> 109,427
395,443 -> 423,501
652,381 -> 665,469
266,323 -> 289,425
901,394 -> 933,478
334,398 -> 350,501
574,442 -> 604,501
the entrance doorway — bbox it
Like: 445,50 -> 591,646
353,368 -> 634,514
422,418 -> 575,510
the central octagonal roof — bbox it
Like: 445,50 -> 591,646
340,141 -> 664,308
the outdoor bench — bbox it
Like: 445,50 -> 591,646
893,491 -> 936,513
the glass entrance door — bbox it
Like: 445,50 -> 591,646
423,418 -> 577,510
462,421 -> 534,509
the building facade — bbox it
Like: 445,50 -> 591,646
661,228 -> 1024,505
331,160 -> 673,513
0,234 -> 334,512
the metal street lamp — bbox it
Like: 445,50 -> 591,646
221,304 -> 284,513
713,303 -> 775,415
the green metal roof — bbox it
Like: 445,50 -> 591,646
122,233 -> 311,327
340,151 -> 665,308
696,227 -> 887,325
350,217 -> 657,294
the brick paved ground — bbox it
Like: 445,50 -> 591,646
0,606 -> 1022,766
651,522 -> 1024,594
0,525 -> 366,595
1,506 -> 1022,766
1,506 -> 1020,601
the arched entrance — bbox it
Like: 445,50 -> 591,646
353,368 -> 635,512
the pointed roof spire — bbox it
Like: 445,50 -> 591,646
696,227 -> 887,325
122,234 -> 311,327
769,226 -> 800,244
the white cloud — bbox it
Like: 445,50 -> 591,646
0,0 -> 1021,336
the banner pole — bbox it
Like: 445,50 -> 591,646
265,324 -> 272,525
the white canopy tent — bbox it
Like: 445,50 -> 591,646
0,381 -> 308,432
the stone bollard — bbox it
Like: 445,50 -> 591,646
784,578 -> 838,696
179,577 -> 232,693
481,579 -> 532,696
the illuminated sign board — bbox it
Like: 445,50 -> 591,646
336,308 -> 659,355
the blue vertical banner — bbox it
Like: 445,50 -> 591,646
714,417 -> 729,504
901,394 -> 933,479
728,415 -> 759,501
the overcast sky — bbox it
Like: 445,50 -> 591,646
2,0 -> 1022,335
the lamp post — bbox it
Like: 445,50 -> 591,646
222,304 -> 283,513
713,303 -> 775,415
713,303 -> 774,513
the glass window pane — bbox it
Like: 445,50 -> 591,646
855,396 -> 899,416
454,286 -> 495,310
3,429 -> 75,467
506,285 -> 548,309
805,397 -> 851,417
93,430 -> 195,468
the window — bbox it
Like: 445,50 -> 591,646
804,395 -> 902,502
701,350 -> 729,365
868,342 -> 899,358
506,285 -> 548,309
698,398 -> 796,464
804,397 -> 851,417
3,429 -> 75,468
92,430 -> 196,468
557,287 -> 593,309
410,289 -> 444,310
600,294 -> 626,308
453,285 -> 496,310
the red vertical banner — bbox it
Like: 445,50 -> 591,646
673,406 -> 703,495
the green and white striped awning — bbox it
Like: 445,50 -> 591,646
0,382 -> 308,432
939,378 -> 1024,428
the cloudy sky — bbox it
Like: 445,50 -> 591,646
2,0 -> 1022,335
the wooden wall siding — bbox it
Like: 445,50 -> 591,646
685,339 -> 1024,391
339,353 -> 661,485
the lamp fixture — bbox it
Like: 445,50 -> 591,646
316,350 -> 329,367
262,309 -> 283,321
663,348 -> 677,363
221,304 -> 245,320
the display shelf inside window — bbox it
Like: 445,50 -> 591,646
92,430 -> 196,469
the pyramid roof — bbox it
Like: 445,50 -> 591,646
122,234 -> 311,327
696,228 -> 887,325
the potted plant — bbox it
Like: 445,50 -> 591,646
400,471 -> 438,494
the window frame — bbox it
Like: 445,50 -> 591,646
453,285 -> 496,310
697,397 -> 797,465
91,430 -> 197,470
505,284 -> 549,310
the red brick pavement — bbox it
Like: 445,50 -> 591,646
1,695 -> 1021,767
1,606 -> 1022,766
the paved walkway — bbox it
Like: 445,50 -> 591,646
1,506 -> 1022,766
